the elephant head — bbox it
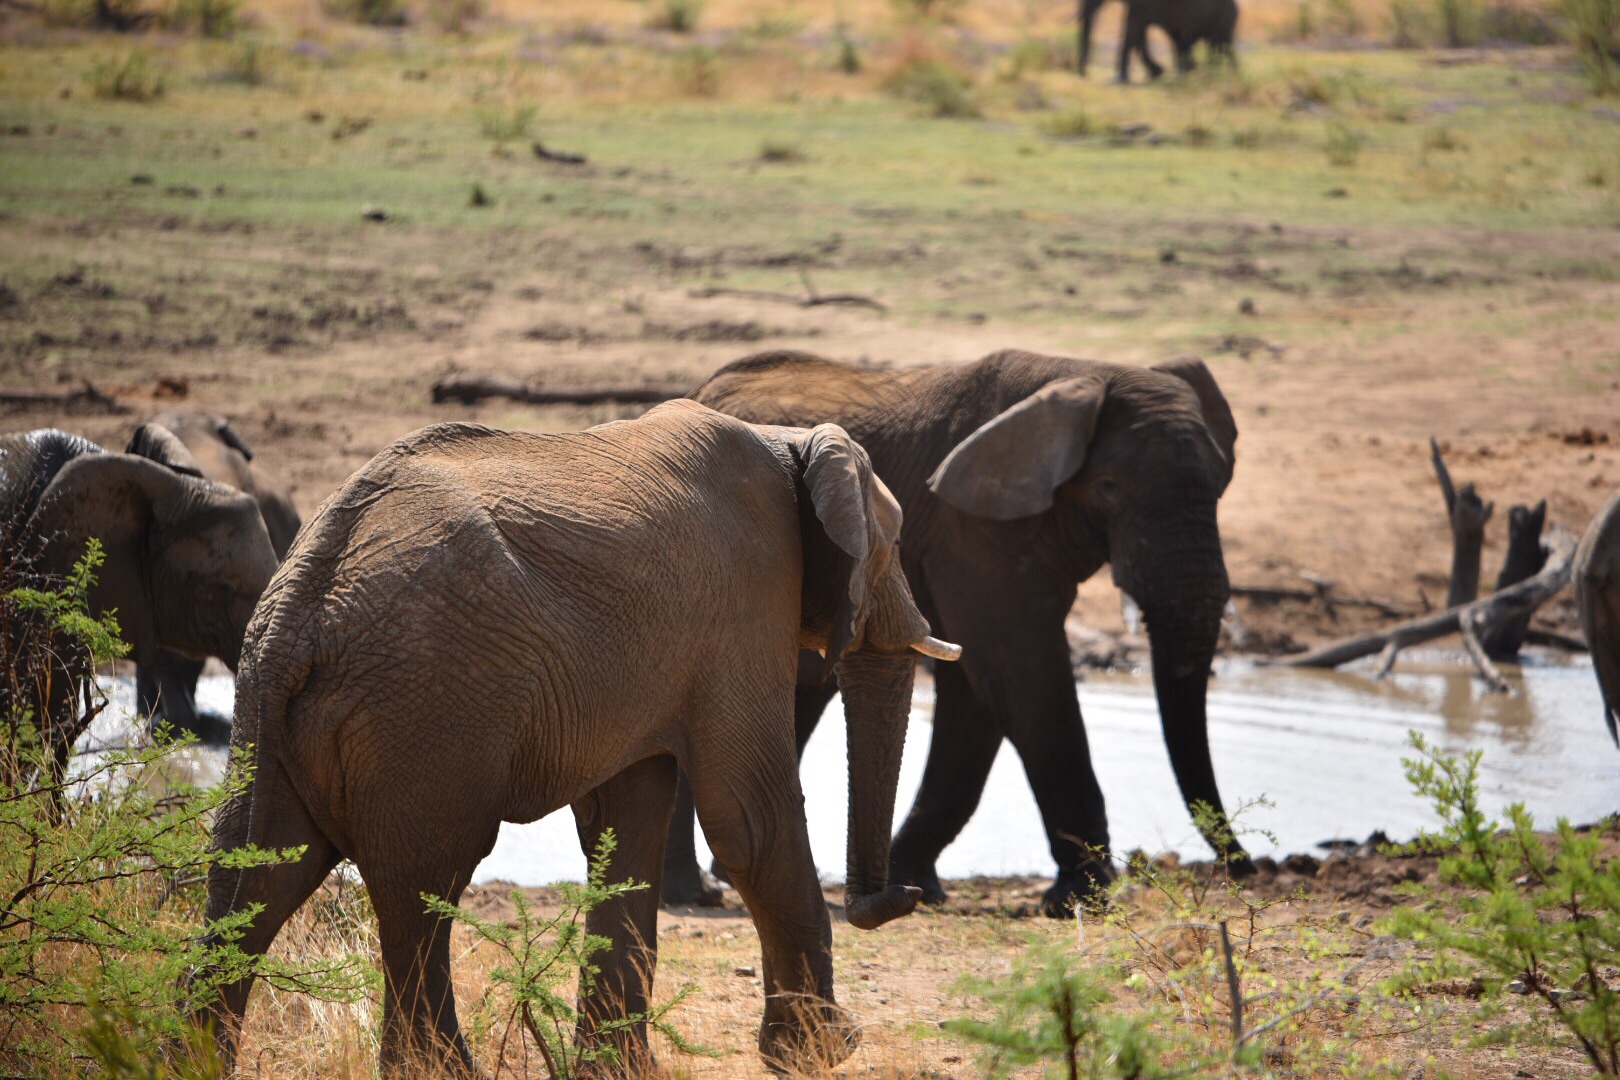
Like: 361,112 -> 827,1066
927,356 -> 1250,870
31,446 -> 279,670
789,423 -> 958,930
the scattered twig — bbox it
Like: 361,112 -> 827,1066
1218,920 -> 1243,1047
430,373 -> 683,407
1229,582 -> 1416,618
0,381 -> 128,415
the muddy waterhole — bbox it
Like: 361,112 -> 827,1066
83,656 -> 1615,884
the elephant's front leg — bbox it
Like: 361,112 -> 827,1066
573,755 -> 680,1071
689,741 -> 853,1074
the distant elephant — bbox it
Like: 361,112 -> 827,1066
1575,488 -> 1620,745
126,412 -> 301,744
661,350 -> 1251,918
0,428 -> 278,771
197,401 -> 958,1076
1080,0 -> 1238,82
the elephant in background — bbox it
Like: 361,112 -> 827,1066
198,401 -> 956,1076
126,411 -> 301,744
1079,0 -> 1238,82
1575,488 -> 1620,745
0,428 -> 278,772
662,349 -> 1250,918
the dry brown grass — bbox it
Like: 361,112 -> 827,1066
214,864 -> 1594,1078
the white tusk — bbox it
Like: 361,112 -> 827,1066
910,635 -> 962,662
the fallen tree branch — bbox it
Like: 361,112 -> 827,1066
1525,627 -> 1586,652
687,270 -> 887,314
531,141 -> 587,165
0,381 -> 128,415
1272,523 -> 1578,677
430,373 -> 684,407
1459,606 -> 1513,693
1229,582 -> 1418,618
1431,436 -> 1493,608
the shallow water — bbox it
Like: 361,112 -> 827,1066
85,654 -> 1619,887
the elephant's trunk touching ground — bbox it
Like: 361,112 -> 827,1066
836,648 -> 926,930
1122,516 -> 1254,875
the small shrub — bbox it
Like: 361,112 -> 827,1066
1323,120 -> 1366,165
1383,733 -> 1620,1076
890,0 -> 968,22
320,0 -> 406,27
0,543 -> 370,1072
834,23 -> 863,73
427,0 -> 484,33
478,104 -> 538,142
1564,0 -> 1620,95
883,57 -> 981,118
1435,0 -> 1483,45
1232,125 -> 1265,147
169,0 -> 238,37
1294,0 -> 1317,40
758,137 -> 805,163
998,37 -> 1062,81
1482,0 -> 1561,42
469,182 -> 492,207
427,832 -> 712,1076
1323,0 -> 1364,37
89,51 -> 166,102
44,0 -> 152,29
1423,124 -> 1463,150
1037,107 -> 1094,137
671,45 -> 722,97
646,0 -> 703,33
1184,122 -> 1214,146
1389,0 -> 1427,43
217,38 -> 268,86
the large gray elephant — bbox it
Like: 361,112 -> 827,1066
126,411 -> 301,744
0,428 -> 278,770
1575,488 -> 1620,745
197,401 -> 957,1076
661,349 -> 1249,918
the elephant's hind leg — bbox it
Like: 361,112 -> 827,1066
199,758 -> 342,1067
573,754 -> 680,1072
689,742 -> 852,1074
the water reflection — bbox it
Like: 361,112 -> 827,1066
78,658 -> 1618,889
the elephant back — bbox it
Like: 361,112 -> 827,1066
0,429 -> 104,541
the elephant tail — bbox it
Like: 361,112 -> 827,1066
209,576 -> 316,923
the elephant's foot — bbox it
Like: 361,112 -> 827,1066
888,858 -> 948,907
1041,859 -> 1117,919
661,859 -> 724,908
760,999 -> 858,1075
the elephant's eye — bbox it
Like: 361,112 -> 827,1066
1093,476 -> 1122,506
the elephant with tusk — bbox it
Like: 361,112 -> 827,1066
195,400 -> 957,1076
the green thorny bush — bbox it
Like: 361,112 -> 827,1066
943,798 -> 1456,1078
1382,731 -> 1620,1074
0,540 -> 371,1075
426,830 -> 713,1079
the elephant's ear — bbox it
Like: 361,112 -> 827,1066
1152,355 -> 1237,492
927,374 -> 1107,520
790,423 -> 883,665
214,418 -> 255,461
126,423 -> 205,479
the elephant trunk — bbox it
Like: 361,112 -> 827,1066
1119,514 -> 1253,872
836,648 -> 923,930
